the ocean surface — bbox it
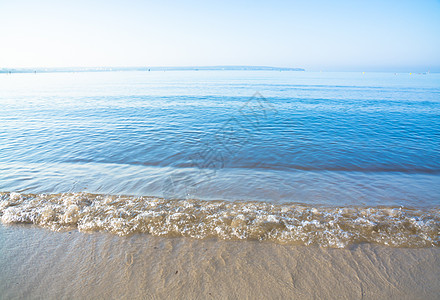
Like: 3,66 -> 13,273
0,70 -> 439,247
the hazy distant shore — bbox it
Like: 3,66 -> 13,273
0,66 -> 305,74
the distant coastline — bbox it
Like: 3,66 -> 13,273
0,66 -> 305,74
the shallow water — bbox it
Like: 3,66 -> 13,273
2,224 -> 439,299
1,192 -> 438,247
0,71 -> 439,246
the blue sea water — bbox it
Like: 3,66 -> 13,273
1,70 -> 439,208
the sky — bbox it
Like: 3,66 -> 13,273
0,0 -> 439,72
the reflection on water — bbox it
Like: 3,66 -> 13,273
1,71 -> 440,208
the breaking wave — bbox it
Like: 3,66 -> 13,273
1,192 -> 438,248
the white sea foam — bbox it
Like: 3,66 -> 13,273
0,192 -> 438,248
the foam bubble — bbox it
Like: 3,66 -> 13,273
0,192 -> 438,248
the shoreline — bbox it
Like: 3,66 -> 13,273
1,224 -> 439,299
1,192 -> 439,248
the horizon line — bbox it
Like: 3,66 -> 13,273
0,65 -> 305,73
0,65 -> 437,74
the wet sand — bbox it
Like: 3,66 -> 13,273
0,224 -> 439,299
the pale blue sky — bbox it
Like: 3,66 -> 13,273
1,0 -> 439,71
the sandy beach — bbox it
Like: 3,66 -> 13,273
1,224 -> 438,299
